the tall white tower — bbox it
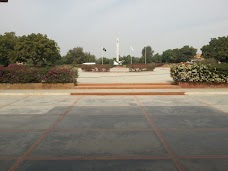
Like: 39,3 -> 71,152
116,38 -> 120,62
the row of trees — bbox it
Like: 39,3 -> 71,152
0,32 -> 227,67
0,32 -> 61,66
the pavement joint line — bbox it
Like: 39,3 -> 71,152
134,96 -> 185,171
25,156 -> 171,161
7,96 -> 82,171
178,155 -> 228,159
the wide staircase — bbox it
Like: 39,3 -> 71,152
71,82 -> 185,96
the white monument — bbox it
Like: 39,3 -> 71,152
114,38 -> 124,66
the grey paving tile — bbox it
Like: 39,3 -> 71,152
214,105 -> 228,113
12,97 -> 76,106
144,106 -> 224,115
152,115 -> 228,129
55,115 -> 151,129
76,96 -> 137,106
0,132 -> 41,156
162,131 -> 228,155
0,106 -> 55,115
191,95 -> 228,105
0,115 -> 59,130
180,159 -> 228,171
45,106 -> 71,115
17,160 -> 177,171
137,96 -> 206,106
68,106 -> 143,115
0,160 -> 14,171
32,131 -> 167,156
0,100 -> 18,106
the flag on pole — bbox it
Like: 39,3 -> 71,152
103,48 -> 107,52
130,46 -> 134,51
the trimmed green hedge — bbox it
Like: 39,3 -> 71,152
170,63 -> 228,83
0,64 -> 78,83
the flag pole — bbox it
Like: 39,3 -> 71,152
102,47 -> 103,65
145,46 -> 147,64
130,47 -> 132,64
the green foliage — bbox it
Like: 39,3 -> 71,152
152,53 -> 162,63
80,64 -> 111,72
14,33 -> 61,66
128,63 -> 155,72
141,46 -> 154,63
170,63 -> 228,83
201,36 -> 228,62
64,47 -> 96,64
162,46 -> 197,63
44,66 -> 78,83
0,32 -> 17,66
96,57 -> 113,65
0,65 -> 78,83
199,58 -> 218,65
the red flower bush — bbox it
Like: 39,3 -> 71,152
0,65 -> 78,84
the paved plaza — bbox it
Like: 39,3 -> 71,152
0,94 -> 228,171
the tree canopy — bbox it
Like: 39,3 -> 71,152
161,46 -> 197,63
0,32 -> 17,66
14,33 -> 61,66
0,32 -> 61,66
201,36 -> 228,62
141,46 -> 154,63
63,47 -> 96,64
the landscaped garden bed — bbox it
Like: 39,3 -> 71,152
170,63 -> 228,88
0,64 -> 78,89
80,64 -> 111,72
128,63 -> 156,72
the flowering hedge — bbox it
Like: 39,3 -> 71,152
80,64 -> 111,72
170,63 -> 228,83
128,63 -> 156,72
0,64 -> 78,84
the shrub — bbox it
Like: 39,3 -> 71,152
155,63 -> 165,67
128,63 -> 155,72
80,64 -> 111,72
0,65 -> 78,84
170,63 -> 228,83
44,66 -> 78,83
0,64 -> 41,83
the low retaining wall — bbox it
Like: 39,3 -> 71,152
178,82 -> 228,88
0,83 -> 75,89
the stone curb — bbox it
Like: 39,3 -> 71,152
185,92 -> 228,95
0,93 -> 70,96
0,92 -> 228,96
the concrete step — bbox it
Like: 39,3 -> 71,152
70,92 -> 185,96
74,85 -> 180,89
75,83 -> 179,89
73,82 -> 182,95
77,82 -> 177,86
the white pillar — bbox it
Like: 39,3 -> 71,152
116,38 -> 120,62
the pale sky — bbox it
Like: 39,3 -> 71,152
0,0 -> 228,58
